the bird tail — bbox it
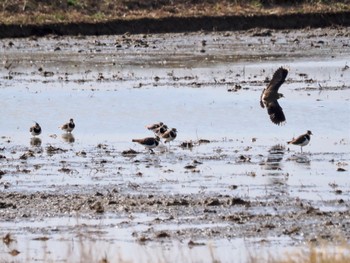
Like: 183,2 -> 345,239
287,141 -> 292,144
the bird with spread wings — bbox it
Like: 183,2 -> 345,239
260,67 -> 288,125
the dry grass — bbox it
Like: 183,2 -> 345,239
1,230 -> 350,263
0,0 -> 349,25
250,242 -> 350,263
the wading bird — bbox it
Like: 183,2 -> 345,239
146,122 -> 164,132
30,122 -> 42,137
60,118 -> 75,133
132,136 -> 160,153
288,130 -> 313,153
161,128 -> 177,144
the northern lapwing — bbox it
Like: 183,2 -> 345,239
60,118 -> 75,133
154,124 -> 168,137
288,130 -> 313,153
260,67 -> 288,125
146,122 -> 164,132
132,136 -> 160,153
161,128 -> 177,144
30,122 -> 42,137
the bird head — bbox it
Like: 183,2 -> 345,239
70,118 -> 74,123
307,130 -> 313,135
155,136 -> 161,142
278,93 -> 284,99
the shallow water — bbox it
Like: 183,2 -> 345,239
0,28 -> 350,262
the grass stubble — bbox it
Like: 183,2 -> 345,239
0,0 -> 349,25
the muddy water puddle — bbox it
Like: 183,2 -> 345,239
0,27 -> 350,262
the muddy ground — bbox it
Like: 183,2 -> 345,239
0,26 -> 349,262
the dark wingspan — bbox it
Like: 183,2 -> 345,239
260,67 -> 288,108
267,101 -> 286,125
267,67 -> 288,93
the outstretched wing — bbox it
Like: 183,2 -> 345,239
266,67 -> 288,92
267,101 -> 286,125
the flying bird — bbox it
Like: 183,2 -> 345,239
30,122 -> 42,137
260,67 -> 288,125
132,136 -> 160,153
288,130 -> 313,153
60,118 -> 75,133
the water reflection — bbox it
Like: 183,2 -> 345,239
30,137 -> 42,147
263,144 -> 285,172
61,133 -> 75,143
287,153 -> 311,165
263,145 -> 289,194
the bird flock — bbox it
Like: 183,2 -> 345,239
28,67 -> 312,153
132,122 -> 177,153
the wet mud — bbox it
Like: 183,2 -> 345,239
0,26 -> 349,262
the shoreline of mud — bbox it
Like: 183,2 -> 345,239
0,189 -> 349,242
1,11 -> 350,39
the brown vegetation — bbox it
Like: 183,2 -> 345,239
0,0 -> 349,25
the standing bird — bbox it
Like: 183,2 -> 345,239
154,124 -> 168,137
161,128 -> 177,144
260,67 -> 288,125
60,118 -> 75,133
146,122 -> 164,132
30,122 -> 42,137
288,130 -> 313,153
132,136 -> 160,153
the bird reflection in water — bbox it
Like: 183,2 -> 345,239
62,133 -> 75,143
263,144 -> 289,192
287,153 -> 310,164
264,144 -> 285,172
30,137 -> 42,147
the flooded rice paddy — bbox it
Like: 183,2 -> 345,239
0,27 -> 350,262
